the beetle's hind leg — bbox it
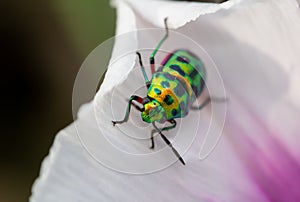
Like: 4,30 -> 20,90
149,18 -> 169,74
136,52 -> 151,89
190,97 -> 227,110
136,18 -> 169,87
150,119 -> 176,149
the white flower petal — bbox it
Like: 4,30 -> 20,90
31,0 -> 300,201
121,0 -> 242,29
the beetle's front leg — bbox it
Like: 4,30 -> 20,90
150,119 -> 176,149
112,95 -> 144,126
152,122 -> 185,165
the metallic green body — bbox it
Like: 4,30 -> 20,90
146,49 -> 206,122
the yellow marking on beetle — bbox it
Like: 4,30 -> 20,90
148,85 -> 180,117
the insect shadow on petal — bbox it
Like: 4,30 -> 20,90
112,18 -> 226,165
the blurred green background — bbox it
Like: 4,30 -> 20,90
0,1 -> 115,201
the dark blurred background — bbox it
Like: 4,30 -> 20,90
0,1 -> 115,201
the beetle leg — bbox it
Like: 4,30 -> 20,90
190,97 -> 227,110
150,18 -> 169,74
112,95 -> 143,126
152,122 -> 185,165
131,101 -> 143,112
150,119 -> 176,149
136,52 -> 151,88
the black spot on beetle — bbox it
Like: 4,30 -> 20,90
199,78 -> 206,93
177,56 -> 190,64
161,81 -> 170,88
189,69 -> 199,79
170,65 -> 185,77
164,94 -> 174,105
154,88 -> 161,95
171,109 -> 177,116
195,64 -> 205,76
192,85 -> 198,97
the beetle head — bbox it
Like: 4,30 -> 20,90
141,98 -> 165,123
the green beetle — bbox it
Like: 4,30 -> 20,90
112,18 -> 223,165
